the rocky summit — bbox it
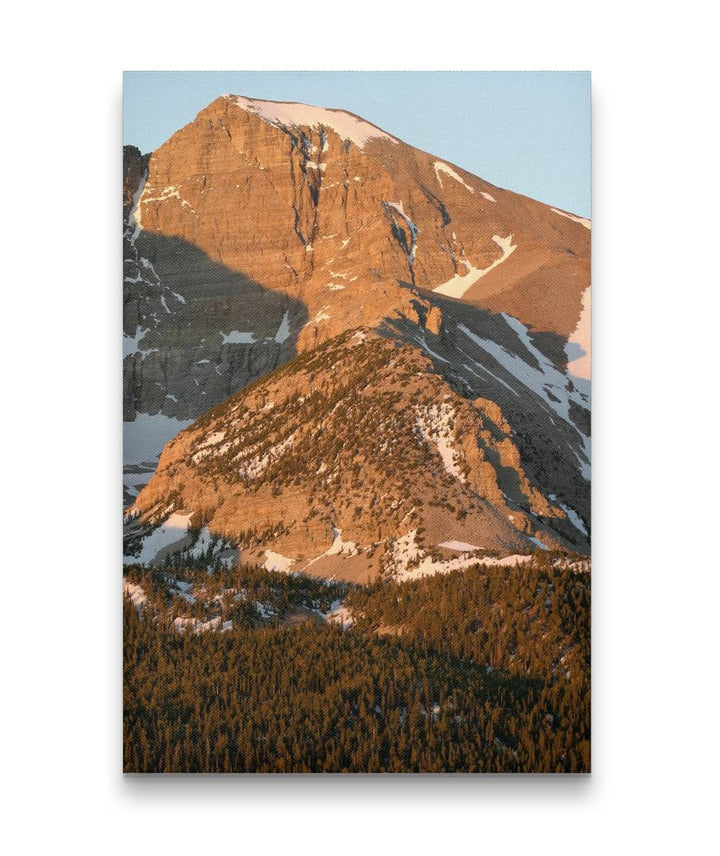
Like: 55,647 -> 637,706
123,94 -> 591,574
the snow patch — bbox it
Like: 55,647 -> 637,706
199,431 -> 226,448
128,173 -> 147,245
228,95 -> 399,150
263,551 -> 296,574
326,527 -> 358,557
306,306 -> 331,325
303,526 -> 359,571
391,530 -> 532,581
253,601 -> 277,620
275,310 -> 291,343
239,432 -> 297,480
125,512 -> 193,565
558,502 -> 588,537
123,466 -> 156,500
123,581 -> 148,610
222,330 -> 256,344
480,191 -> 496,202
139,184 -> 195,214
173,616 -> 232,634
550,208 -> 591,229
566,287 -> 591,381
433,235 -> 517,298
439,540 -> 481,552
385,201 -> 418,267
434,161 -> 474,193
190,527 -> 215,559
171,579 -> 196,604
324,599 -> 354,629
123,326 -> 152,357
415,403 -> 464,481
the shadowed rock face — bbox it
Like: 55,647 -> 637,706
123,143 -> 308,502
123,232 -> 307,421
123,94 -> 590,555
379,295 -> 590,527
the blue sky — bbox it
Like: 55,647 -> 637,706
124,71 -> 590,217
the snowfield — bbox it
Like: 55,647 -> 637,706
458,314 -> 591,478
228,95 -> 399,150
263,551 -> 296,573
124,512 -> 194,565
199,431 -> 226,447
123,466 -> 156,501
391,529 -> 533,581
306,306 -> 331,325
439,540 -> 481,552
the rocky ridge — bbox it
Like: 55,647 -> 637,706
125,331 -> 589,581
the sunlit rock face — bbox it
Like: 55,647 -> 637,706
123,94 -> 590,548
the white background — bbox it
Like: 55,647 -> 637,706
2,1 -> 717,853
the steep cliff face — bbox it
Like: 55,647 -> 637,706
130,95 -> 589,348
123,140 -> 308,503
125,332 -> 588,581
123,94 -> 590,551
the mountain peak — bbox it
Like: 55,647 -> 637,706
221,94 -> 399,149
124,96 -> 591,530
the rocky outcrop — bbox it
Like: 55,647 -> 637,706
425,306 -> 443,336
123,145 -> 148,215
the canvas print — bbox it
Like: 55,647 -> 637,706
123,71 -> 591,773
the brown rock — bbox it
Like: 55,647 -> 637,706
129,332 -> 585,579
425,306 -> 443,336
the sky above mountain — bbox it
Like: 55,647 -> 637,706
123,71 -> 590,218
